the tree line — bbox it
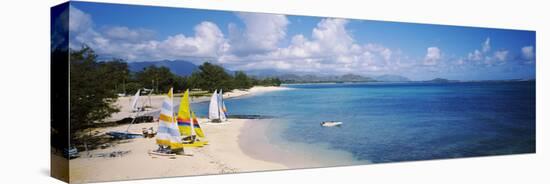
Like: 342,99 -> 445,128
124,60 -> 281,94
68,47 -> 281,141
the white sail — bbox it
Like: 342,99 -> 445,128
218,89 -> 227,121
208,90 -> 220,120
130,89 -> 140,112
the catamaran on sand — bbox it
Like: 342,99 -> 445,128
150,88 -> 208,157
209,89 -> 228,123
107,89 -> 151,139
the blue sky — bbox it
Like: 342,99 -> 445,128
66,1 -> 536,80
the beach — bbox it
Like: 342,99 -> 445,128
67,81 -> 537,183
69,119 -> 288,183
106,86 -> 291,122
69,86 -> 293,183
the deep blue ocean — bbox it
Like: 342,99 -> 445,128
192,81 -> 536,163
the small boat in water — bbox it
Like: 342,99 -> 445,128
321,121 -> 343,127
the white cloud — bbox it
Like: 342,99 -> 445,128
482,37 -> 491,53
493,50 -> 508,62
466,37 -> 491,63
228,13 -> 289,56
467,37 -> 491,62
69,6 -> 228,61
158,22 -> 227,58
521,46 -> 535,63
223,18 -> 401,74
424,47 -> 441,65
69,6 -> 93,33
67,8 -> 417,76
465,37 -> 511,66
456,59 -> 465,65
468,49 -> 483,61
312,19 -> 353,55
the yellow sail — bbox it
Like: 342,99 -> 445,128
191,111 -> 205,138
177,90 -> 206,138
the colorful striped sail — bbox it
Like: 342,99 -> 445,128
155,88 -> 183,150
191,111 -> 205,137
177,90 -> 205,138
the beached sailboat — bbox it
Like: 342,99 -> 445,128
177,89 -> 207,147
107,89 -> 146,139
219,89 -> 227,121
218,89 -> 227,121
130,89 -> 141,112
150,88 -> 183,155
209,89 -> 229,122
209,90 -> 221,122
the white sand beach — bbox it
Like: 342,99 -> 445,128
69,119 -> 287,183
69,86 -> 294,183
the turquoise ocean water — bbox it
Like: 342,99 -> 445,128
192,81 -> 535,163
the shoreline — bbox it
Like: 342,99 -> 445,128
106,86 -> 292,122
69,119 -> 288,183
70,86 -> 295,183
70,117 -> 365,183
70,85 -> 366,183
239,119 -> 367,169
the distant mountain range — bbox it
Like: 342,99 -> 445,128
272,74 -> 413,83
274,73 -> 375,83
373,74 -> 411,82
249,71 -> 412,83
128,60 -> 476,83
128,60 -> 198,76
422,78 -> 459,83
128,60 -> 412,82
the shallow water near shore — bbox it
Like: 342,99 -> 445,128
239,119 -> 367,168
193,81 -> 536,164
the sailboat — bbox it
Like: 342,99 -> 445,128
150,88 -> 183,156
130,89 -> 141,112
219,89 -> 228,121
209,90 -> 221,122
209,89 -> 229,122
176,89 -> 207,147
106,89 -> 145,139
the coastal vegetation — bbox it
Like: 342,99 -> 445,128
68,47 -> 281,141
69,47 -> 123,143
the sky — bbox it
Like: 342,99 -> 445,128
63,2 -> 536,80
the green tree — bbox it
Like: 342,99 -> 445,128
69,47 -> 122,141
134,65 -> 176,93
252,77 -> 281,86
233,71 -> 253,89
97,59 -> 129,94
190,62 -> 234,92
172,75 -> 190,93
124,82 -> 143,95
